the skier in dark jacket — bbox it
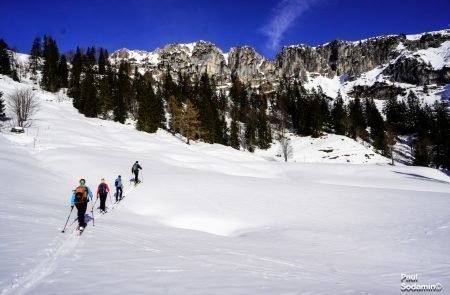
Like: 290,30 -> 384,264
115,175 -> 123,202
96,178 -> 110,213
131,161 -> 142,183
71,178 -> 93,230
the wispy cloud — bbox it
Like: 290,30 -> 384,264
262,0 -> 318,51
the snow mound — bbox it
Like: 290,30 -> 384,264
258,133 -> 390,164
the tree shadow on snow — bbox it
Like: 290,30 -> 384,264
392,171 -> 449,184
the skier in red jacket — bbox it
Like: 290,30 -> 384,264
96,178 -> 110,213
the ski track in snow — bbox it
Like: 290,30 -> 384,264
1,234 -> 79,295
0,184 -> 138,295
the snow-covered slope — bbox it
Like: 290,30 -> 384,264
413,40 -> 450,69
1,76 -> 450,294
257,133 -> 390,164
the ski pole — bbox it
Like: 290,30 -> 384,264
141,170 -> 144,183
61,206 -> 74,233
91,205 -> 95,227
91,198 -> 95,227
108,192 -> 113,204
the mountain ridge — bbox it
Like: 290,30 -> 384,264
111,29 -> 450,61
109,28 -> 450,90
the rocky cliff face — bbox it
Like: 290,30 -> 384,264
110,29 -> 450,91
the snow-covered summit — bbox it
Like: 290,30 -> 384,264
110,47 -> 160,64
405,28 -> 450,41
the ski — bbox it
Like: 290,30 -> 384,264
117,195 -> 126,204
111,196 -> 125,209
76,224 -> 87,236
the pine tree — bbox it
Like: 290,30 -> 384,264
5,45 -> 19,81
0,39 -> 11,76
229,75 -> 248,121
196,72 -> 219,143
216,115 -> 229,145
423,84 -> 428,95
136,73 -> 151,131
296,88 -> 309,135
135,72 -> 164,133
316,86 -> 332,132
365,98 -> 387,153
348,97 -> 366,139
41,35 -> 60,92
309,89 -> 326,137
288,82 -> 299,132
332,92 -> 347,135
85,46 -> 96,68
80,68 -> 98,117
129,68 -> 142,119
230,118 -> 240,150
405,91 -> 421,132
58,55 -> 68,88
245,122 -> 256,152
148,84 -> 166,132
217,90 -> 228,114
383,96 -> 407,133
431,101 -> 450,169
98,64 -> 115,118
29,37 -> 42,81
413,137 -> 430,166
0,91 -> 5,115
114,61 -> 130,123
98,48 -> 108,75
69,47 -> 84,108
162,67 -> 178,101
257,112 -> 272,149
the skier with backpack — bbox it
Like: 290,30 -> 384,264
96,178 -> 110,213
114,175 -> 123,202
71,178 -> 93,231
131,161 -> 142,184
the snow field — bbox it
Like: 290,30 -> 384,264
0,76 -> 449,294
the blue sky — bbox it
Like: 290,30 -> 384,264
0,0 -> 449,59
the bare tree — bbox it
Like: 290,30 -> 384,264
280,137 -> 294,162
386,127 -> 397,165
7,89 -> 39,127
